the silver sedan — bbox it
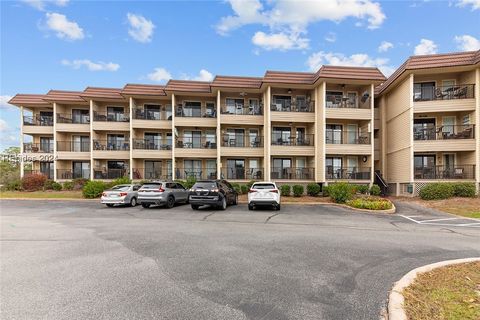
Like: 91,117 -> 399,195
101,184 -> 141,207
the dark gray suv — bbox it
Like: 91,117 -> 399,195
188,180 -> 238,210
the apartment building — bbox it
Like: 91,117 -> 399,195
8,50 -> 480,195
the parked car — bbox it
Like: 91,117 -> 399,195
101,184 -> 141,207
188,180 -> 238,210
248,182 -> 281,210
138,181 -> 189,208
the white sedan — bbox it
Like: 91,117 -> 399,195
247,182 -> 281,211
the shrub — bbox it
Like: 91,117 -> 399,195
306,183 -> 321,196
246,180 -> 256,189
328,182 -> 355,203
322,185 -> 331,197
109,176 -> 131,187
240,184 -> 249,194
185,176 -> 197,189
280,184 -> 291,197
452,182 -> 476,198
22,173 -> 47,191
231,183 -> 241,194
346,197 -> 393,210
72,178 -> 88,190
356,185 -> 370,194
4,179 -> 22,191
43,179 -> 56,190
52,182 -> 62,191
369,184 -> 381,196
292,185 -> 304,197
419,183 -> 455,200
82,180 -> 107,198
63,181 -> 74,190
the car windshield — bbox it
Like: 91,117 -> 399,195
141,183 -> 163,189
193,182 -> 217,189
109,185 -> 130,191
253,183 -> 276,189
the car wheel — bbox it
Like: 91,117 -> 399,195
233,194 -> 238,205
129,197 -> 137,207
191,204 -> 200,210
220,197 -> 227,210
141,203 -> 151,208
276,204 -> 281,211
106,204 -> 114,207
248,203 -> 254,211
166,196 -> 175,209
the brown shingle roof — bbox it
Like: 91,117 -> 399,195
80,87 -> 125,101
377,50 -> 480,94
314,66 -> 386,82
165,80 -> 212,93
43,90 -> 86,103
122,84 -> 166,96
263,71 -> 315,84
8,94 -> 51,106
212,75 -> 262,88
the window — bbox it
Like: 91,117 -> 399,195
227,159 -> 245,179
226,98 -> 244,114
40,137 -> 54,153
295,96 -> 306,111
205,102 -> 216,117
206,160 -> 217,179
272,158 -> 291,179
442,116 -> 456,137
413,82 -> 435,101
414,155 -> 436,179
248,99 -> 259,114
183,160 -> 202,178
249,129 -> 259,147
226,129 -> 244,147
73,161 -> 90,179
326,91 -> 342,108
145,161 -> 162,179
272,127 -> 291,145
144,104 -> 161,120
40,162 -> 54,179
272,95 -> 291,111
326,124 -> 342,144
346,124 -> 358,144
107,134 -> 125,150
326,157 -> 342,179
107,107 -> 125,121
183,131 -> 202,148
165,105 -> 172,120
205,130 -> 216,148
39,111 -> 53,125
72,109 -> 89,124
145,132 -> 161,149
72,136 -> 89,152
183,101 -> 201,117
413,118 -> 436,140
107,161 -> 126,179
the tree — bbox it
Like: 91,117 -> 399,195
0,147 -> 21,186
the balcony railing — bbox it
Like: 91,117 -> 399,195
271,167 -> 314,180
93,112 -> 129,122
175,107 -> 216,118
132,109 -> 172,121
413,84 -> 475,101
271,134 -> 314,146
93,168 -> 128,179
93,140 -> 130,151
413,125 -> 475,140
176,136 -> 217,149
221,105 -> 263,115
24,169 -> 54,179
57,141 -> 90,152
325,130 -> 371,144
270,101 -> 314,112
221,167 -> 264,180
56,113 -> 90,124
132,139 -> 172,150
23,115 -> 53,126
175,168 -> 217,180
222,135 -> 263,147
326,95 -> 369,109
133,168 -> 172,180
57,169 -> 90,180
23,143 -> 54,153
326,166 -> 371,180
414,165 -> 476,180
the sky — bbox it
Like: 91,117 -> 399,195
1,0 -> 479,150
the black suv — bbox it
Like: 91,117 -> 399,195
188,180 -> 238,210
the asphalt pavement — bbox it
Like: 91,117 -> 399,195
1,200 -> 479,320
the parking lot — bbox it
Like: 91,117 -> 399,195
1,200 -> 479,320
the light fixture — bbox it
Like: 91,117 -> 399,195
362,156 -> 368,163
288,122 -> 292,126
287,88 -> 292,94
239,92 -> 247,97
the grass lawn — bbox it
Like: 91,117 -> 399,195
409,197 -> 480,219
0,190 -> 84,199
403,262 -> 480,320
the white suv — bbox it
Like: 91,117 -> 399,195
248,182 -> 281,211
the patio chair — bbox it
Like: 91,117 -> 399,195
434,88 -> 446,100
453,168 -> 464,179
453,86 -> 467,99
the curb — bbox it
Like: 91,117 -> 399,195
388,257 -> 480,320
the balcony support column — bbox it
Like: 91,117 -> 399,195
315,81 -> 326,182
129,97 -> 134,181
53,102 -> 57,181
216,90 -> 221,179
264,86 -> 271,180
89,99 -> 94,180
171,94 -> 176,180
370,83 -> 375,186
20,106 -> 24,178
476,67 -> 480,193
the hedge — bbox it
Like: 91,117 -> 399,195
369,184 -> 381,196
418,182 -> 476,200
280,185 -> 291,197
292,185 -> 304,197
346,197 -> 393,210
82,180 -> 107,198
306,183 -> 321,196
328,182 -> 356,203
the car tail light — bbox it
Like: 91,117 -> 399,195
271,190 -> 279,193
102,192 -> 107,197
119,192 -> 128,197
153,187 -> 165,192
248,189 -> 257,193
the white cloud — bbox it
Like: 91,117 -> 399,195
378,41 -> 393,52
61,59 -> 120,72
0,95 -> 14,110
324,32 -> 336,43
0,119 -> 8,132
45,12 -> 84,40
457,0 -> 480,10
55,0 -> 69,6
454,35 -> 480,51
306,51 -> 395,76
252,31 -> 309,50
147,68 -> 172,83
127,13 -> 155,43
22,0 -> 68,10
414,39 -> 438,55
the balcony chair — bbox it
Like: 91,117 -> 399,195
434,88 -> 447,100
251,137 -> 261,148
301,168 -> 311,180
254,170 -> 262,179
453,86 -> 467,99
176,140 -> 184,148
453,168 -> 464,179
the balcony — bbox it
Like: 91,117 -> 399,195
175,136 -> 217,158
414,165 -> 475,180
271,134 -> 314,146
57,169 -> 90,180
270,101 -> 314,113
413,125 -> 476,152
221,167 -> 264,180
132,168 -> 172,180
93,168 -> 128,179
92,140 -> 129,159
132,139 -> 172,159
220,105 -> 263,125
270,101 -> 315,122
271,167 -> 314,180
175,168 -> 217,180
325,93 -> 371,119
92,112 -> 130,131
326,166 -> 371,180
56,141 -> 90,160
325,130 -> 371,155
175,107 -> 217,126
132,109 -> 172,129
23,142 -> 53,153
221,135 -> 263,157
56,113 -> 90,132
23,115 -> 54,134
413,84 -> 476,113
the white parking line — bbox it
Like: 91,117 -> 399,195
417,217 -> 459,223
399,215 -> 480,228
